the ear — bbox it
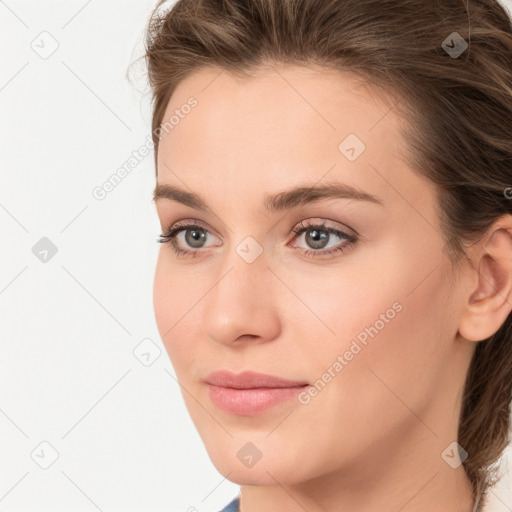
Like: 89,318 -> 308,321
458,215 -> 512,342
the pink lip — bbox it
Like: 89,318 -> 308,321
204,370 -> 309,415
204,370 -> 308,389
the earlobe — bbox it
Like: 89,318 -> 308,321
458,222 -> 512,343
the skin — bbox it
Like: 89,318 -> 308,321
152,64 -> 512,512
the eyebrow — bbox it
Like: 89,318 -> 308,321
152,182 -> 383,213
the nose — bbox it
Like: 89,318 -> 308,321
202,247 -> 281,347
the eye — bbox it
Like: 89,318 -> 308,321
288,220 -> 357,258
157,220 -> 219,259
157,218 -> 358,259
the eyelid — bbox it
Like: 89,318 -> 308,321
289,217 -> 358,238
162,217 -> 354,243
169,219 -> 221,241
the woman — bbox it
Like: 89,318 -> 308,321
143,0 -> 512,510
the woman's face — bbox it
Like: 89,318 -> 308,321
153,65 -> 474,486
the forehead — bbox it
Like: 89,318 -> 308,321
161,65 -> 403,158
160,64 -> 403,149
156,64 -> 425,214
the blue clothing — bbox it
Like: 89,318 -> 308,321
218,496 -> 240,512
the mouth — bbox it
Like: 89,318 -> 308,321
204,370 -> 309,415
204,370 -> 309,389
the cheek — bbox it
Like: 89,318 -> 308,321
286,234 -> 452,367
286,248 -> 454,437
153,251 -> 173,339
153,251 -> 199,370
283,240 -> 450,378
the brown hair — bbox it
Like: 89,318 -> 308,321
140,0 -> 512,507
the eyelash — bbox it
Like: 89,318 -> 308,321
157,220 -> 358,259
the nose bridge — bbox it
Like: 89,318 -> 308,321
212,236 -> 269,314
202,237 -> 280,345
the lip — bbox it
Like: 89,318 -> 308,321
204,370 -> 309,389
205,370 -> 309,415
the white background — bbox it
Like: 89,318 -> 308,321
1,1 -> 511,511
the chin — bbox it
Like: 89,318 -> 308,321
212,459 -> 302,486
204,439 -> 312,486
